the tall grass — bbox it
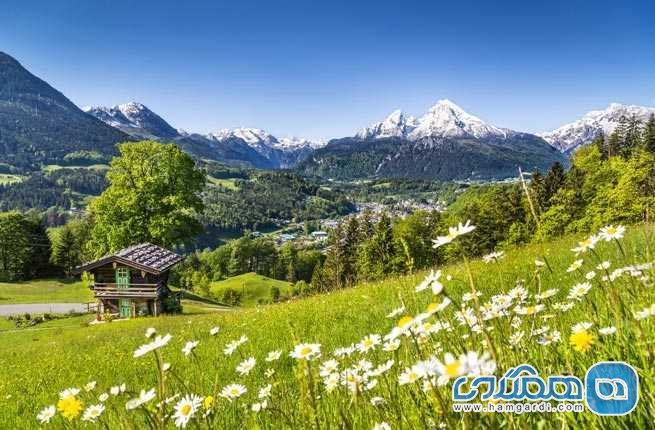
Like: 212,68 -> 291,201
2,224 -> 654,429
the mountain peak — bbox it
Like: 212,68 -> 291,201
540,102 -> 655,152
356,109 -> 418,140
84,101 -> 178,139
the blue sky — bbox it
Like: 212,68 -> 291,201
2,0 -> 654,140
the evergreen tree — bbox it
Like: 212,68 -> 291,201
592,132 -> 607,160
544,162 -> 566,206
644,114 -> 655,154
50,225 -> 80,277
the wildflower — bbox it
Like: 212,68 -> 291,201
552,302 -> 575,312
571,235 -> 599,255
264,368 -> 275,378
84,381 -> 96,392
599,225 -> 625,241
334,345 -> 356,357
265,350 -> 281,362
37,405 -> 56,424
98,393 -> 109,402
509,330 -> 524,346
251,400 -> 268,412
236,357 -> 256,375
462,291 -> 482,302
370,396 -> 385,406
258,384 -> 272,399
386,305 -> 405,318
220,384 -> 247,401
82,404 -> 105,422
514,304 -> 545,316
145,327 -> 156,338
290,343 -> 321,361
172,394 -> 202,428
373,423 -> 392,430
398,365 -> 425,385
567,282 -> 592,301
597,261 -> 611,270
461,351 -> 496,376
535,289 -> 558,300
571,322 -> 593,333
426,298 -> 451,315
599,326 -> 617,336
209,327 -> 220,336
163,362 -> 172,372
203,396 -> 214,410
536,330 -> 561,345
134,333 -> 172,358
585,271 -> 596,280
125,389 -> 156,410
569,330 -> 595,353
566,259 -> 584,273
435,353 -> 465,385
224,335 -> 248,356
634,304 -> 655,320
109,384 -> 126,396
483,251 -> 505,263
357,334 -> 382,353
382,339 -> 400,352
182,340 -> 199,356
415,270 -> 443,295
432,220 -> 476,248
535,259 -> 546,267
57,395 -> 83,421
59,388 -> 80,399
320,359 -> 339,377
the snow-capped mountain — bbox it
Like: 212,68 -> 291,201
356,110 -> 418,140
356,99 -> 507,141
540,103 -> 655,153
83,102 -> 178,139
85,103 -> 321,168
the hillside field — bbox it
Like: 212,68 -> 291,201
0,225 -> 653,429
209,272 -> 293,306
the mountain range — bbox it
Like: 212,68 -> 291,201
1,51 -> 653,180
539,103 -> 655,153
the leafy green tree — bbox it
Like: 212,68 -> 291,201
0,212 -> 30,281
89,141 -> 206,255
50,226 -> 80,277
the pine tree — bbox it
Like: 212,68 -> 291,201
592,132 -> 607,160
544,162 -> 566,206
50,226 -> 79,277
644,114 -> 655,154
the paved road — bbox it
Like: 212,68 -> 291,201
0,303 -> 89,316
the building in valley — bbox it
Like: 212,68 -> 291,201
75,243 -> 184,319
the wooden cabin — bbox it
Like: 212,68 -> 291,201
75,243 -> 184,319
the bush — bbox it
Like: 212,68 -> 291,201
221,288 -> 242,306
270,286 -> 281,302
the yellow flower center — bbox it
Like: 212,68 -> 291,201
426,303 -> 438,313
181,404 -> 192,416
301,346 -> 312,356
445,361 -> 462,378
398,316 -> 414,327
203,396 -> 214,410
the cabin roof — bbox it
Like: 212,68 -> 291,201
75,243 -> 184,275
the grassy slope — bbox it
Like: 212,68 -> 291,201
0,279 -> 94,304
210,272 -> 293,306
0,227 -> 653,428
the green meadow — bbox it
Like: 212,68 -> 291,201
209,272 -> 293,306
0,279 -> 93,304
0,225 -> 653,429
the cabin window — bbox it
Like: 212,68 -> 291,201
116,267 -> 130,288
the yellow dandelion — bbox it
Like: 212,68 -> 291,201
203,395 -> 214,410
57,396 -> 83,421
569,330 -> 595,353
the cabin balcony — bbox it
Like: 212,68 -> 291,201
91,282 -> 165,298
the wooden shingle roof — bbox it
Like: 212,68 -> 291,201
75,243 -> 184,275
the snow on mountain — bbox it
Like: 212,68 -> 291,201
207,127 -> 322,152
356,99 -> 506,141
539,103 -> 655,152
356,110 -> 418,139
83,102 -> 178,139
